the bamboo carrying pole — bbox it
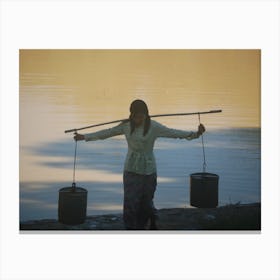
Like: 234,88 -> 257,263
64,109 -> 222,133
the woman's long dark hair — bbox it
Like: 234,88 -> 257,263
129,99 -> 151,136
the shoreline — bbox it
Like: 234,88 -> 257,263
20,202 -> 261,231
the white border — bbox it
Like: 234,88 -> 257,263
1,0 -> 279,280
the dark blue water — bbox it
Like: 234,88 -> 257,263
20,128 -> 260,222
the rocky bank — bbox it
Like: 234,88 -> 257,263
20,203 -> 260,231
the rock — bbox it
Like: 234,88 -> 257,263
205,214 -> 216,221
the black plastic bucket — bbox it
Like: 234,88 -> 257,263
190,172 -> 219,208
58,186 -> 88,225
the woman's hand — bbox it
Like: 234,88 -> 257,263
74,133 -> 85,141
197,124 -> 206,135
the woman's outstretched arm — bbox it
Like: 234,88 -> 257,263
155,122 -> 205,140
74,122 -> 124,141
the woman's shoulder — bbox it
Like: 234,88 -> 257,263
150,120 -> 164,127
150,120 -> 166,131
118,120 -> 130,131
150,120 -> 160,125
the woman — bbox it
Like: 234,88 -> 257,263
74,99 -> 205,230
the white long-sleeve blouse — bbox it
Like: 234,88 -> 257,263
84,120 -> 199,175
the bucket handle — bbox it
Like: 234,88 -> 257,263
198,113 -> 207,173
72,132 -> 78,191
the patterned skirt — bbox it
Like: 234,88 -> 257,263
123,171 -> 157,230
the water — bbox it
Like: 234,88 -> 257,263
19,50 -> 260,221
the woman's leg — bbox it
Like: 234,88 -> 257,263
149,200 -> 158,230
123,171 -> 143,229
137,173 -> 157,229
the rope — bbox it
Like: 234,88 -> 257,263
198,114 -> 207,173
72,132 -> 78,190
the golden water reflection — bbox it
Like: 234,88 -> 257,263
20,49 -> 260,138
